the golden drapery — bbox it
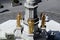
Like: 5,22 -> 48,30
28,18 -> 34,34
41,13 -> 46,28
16,12 -> 22,27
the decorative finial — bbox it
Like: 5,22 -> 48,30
28,18 -> 34,34
16,12 -> 22,27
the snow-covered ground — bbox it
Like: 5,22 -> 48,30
0,20 -> 60,40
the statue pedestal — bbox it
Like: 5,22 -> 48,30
14,27 -> 22,39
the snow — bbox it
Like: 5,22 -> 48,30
0,20 -> 60,39
38,20 -> 60,32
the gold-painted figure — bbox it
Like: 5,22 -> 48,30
40,13 -> 46,28
28,18 -> 34,34
16,12 -> 22,27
